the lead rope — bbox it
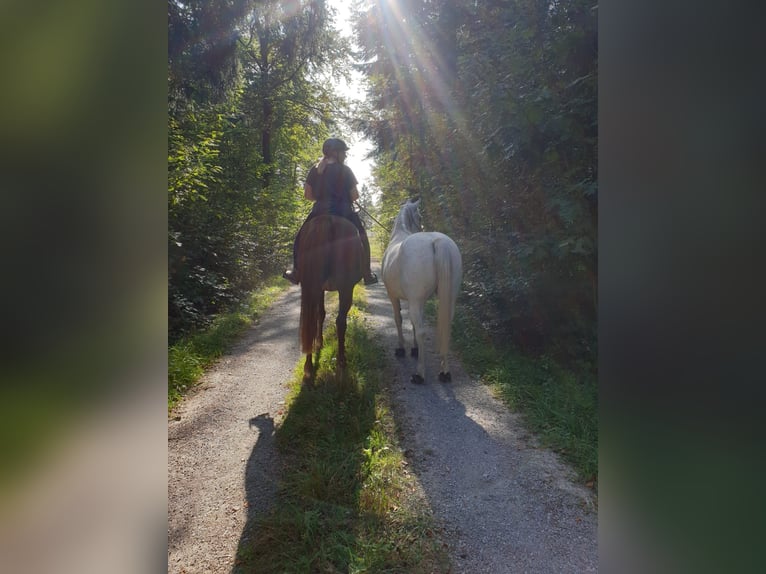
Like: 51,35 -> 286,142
355,202 -> 390,234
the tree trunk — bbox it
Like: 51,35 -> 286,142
262,96 -> 273,185
259,27 -> 273,187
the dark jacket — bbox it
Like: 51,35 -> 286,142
306,163 -> 358,219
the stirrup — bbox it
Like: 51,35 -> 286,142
363,272 -> 378,286
282,269 -> 299,285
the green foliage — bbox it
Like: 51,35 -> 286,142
168,343 -> 204,407
168,0 -> 247,107
355,0 -> 597,362
236,303 -> 449,572
168,1 -> 351,338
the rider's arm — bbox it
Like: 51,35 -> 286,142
304,165 -> 318,201
346,166 -> 359,203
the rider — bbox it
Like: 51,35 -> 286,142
283,137 -> 378,286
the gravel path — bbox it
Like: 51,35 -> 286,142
363,283 -> 598,573
167,275 -> 597,573
168,287 -> 300,574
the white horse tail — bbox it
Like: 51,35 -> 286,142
433,235 -> 462,363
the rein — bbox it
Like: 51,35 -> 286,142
355,202 -> 391,234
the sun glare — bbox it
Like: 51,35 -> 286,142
328,0 -> 377,202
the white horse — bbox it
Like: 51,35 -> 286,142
381,198 -> 463,383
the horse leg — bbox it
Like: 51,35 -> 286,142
316,299 -> 325,350
336,287 -> 353,368
438,346 -> 451,382
303,354 -> 314,383
304,297 -> 324,383
391,299 -> 406,357
408,301 -> 426,384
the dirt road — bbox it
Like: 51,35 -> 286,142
363,284 -> 597,573
168,287 -> 300,573
167,279 -> 597,573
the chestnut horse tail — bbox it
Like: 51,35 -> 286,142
299,221 -> 327,354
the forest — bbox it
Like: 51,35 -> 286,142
168,0 -> 597,366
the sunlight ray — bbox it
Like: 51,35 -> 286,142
372,0 -> 488,204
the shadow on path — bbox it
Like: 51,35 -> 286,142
244,414 -> 279,518
228,413 -> 279,572
362,276 -> 598,573
168,286 -> 301,574
231,302 -> 378,573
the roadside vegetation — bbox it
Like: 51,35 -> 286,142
234,291 -> 450,573
447,300 -> 598,490
168,277 -> 286,410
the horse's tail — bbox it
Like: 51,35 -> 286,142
434,235 -> 463,360
299,223 -> 327,354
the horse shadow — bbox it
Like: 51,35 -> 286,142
244,414 -> 279,513
231,369 -> 377,572
231,413 -> 279,573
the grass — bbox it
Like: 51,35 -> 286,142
168,276 -> 286,410
234,291 -> 450,573
369,230 -> 385,260
439,301 -> 598,489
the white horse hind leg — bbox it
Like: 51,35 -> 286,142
408,301 -> 427,384
410,317 -> 419,357
438,353 -> 451,382
437,298 -> 452,382
391,299 -> 406,357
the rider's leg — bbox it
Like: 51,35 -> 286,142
350,215 -> 377,285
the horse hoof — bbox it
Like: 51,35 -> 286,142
410,347 -> 419,358
395,348 -> 405,358
438,371 -> 451,382
410,374 -> 424,384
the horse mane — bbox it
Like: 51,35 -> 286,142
392,199 -> 422,238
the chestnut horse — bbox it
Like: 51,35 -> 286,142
297,214 -> 364,381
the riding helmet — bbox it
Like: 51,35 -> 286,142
322,138 -> 350,155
